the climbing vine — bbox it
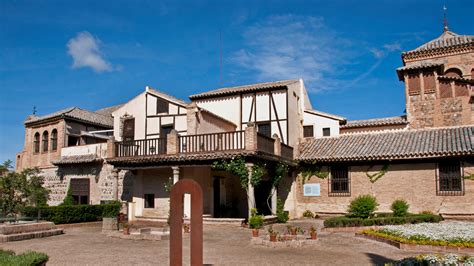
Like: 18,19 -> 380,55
212,156 -> 249,190
365,163 -> 389,183
463,171 -> 474,180
272,162 -> 289,188
251,162 -> 266,187
299,163 -> 329,185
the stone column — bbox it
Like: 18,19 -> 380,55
246,163 -> 255,219
112,168 -> 119,201
273,134 -> 281,156
271,186 -> 277,215
172,166 -> 180,184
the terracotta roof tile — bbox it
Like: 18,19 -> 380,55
341,116 -> 408,129
189,79 -> 299,100
298,126 -> 474,162
406,31 -> 474,54
25,107 -> 113,128
52,155 -> 103,165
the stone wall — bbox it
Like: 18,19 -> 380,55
42,163 -> 134,206
293,161 -> 474,218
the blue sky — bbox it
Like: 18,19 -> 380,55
1,0 -> 473,164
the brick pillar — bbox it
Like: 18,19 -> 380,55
273,134 -> 281,156
166,130 -> 180,154
107,138 -> 116,158
244,123 -> 257,151
112,168 -> 119,201
246,163 -> 255,219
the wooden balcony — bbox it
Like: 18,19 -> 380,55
111,126 -> 294,161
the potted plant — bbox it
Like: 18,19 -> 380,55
268,226 -> 277,242
183,223 -> 190,233
309,225 -> 317,240
122,222 -> 130,235
249,208 -> 264,237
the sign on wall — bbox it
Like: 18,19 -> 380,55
303,184 -> 320,197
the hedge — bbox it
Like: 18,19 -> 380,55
21,203 -> 121,224
0,249 -> 49,266
323,214 -> 442,228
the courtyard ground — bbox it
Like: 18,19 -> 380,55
1,219 -> 425,265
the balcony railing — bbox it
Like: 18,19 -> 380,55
281,143 -> 294,160
256,133 -> 275,154
115,138 -> 167,157
178,131 -> 245,153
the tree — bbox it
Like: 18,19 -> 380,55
0,167 -> 49,217
0,160 -> 13,174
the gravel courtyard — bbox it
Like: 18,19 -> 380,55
1,220 -> 423,265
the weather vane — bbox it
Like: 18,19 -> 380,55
443,5 -> 449,32
33,105 -> 37,115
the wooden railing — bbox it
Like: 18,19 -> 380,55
178,131 -> 245,153
281,143 -> 294,160
256,133 -> 275,155
115,138 -> 167,157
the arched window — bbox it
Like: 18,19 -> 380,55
42,131 -> 49,152
34,132 -> 40,153
444,68 -> 463,78
51,129 -> 58,151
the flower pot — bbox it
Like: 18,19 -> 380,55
269,234 -> 277,242
183,225 -> 190,233
123,227 -> 130,235
310,232 -> 317,240
252,229 -> 259,237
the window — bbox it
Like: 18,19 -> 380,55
323,128 -> 331,137
69,178 -> 90,205
160,124 -> 174,138
122,118 -> 135,142
144,194 -> 155,208
444,68 -> 462,78
33,132 -> 40,153
68,136 -> 80,146
303,126 -> 314,138
42,131 -> 49,152
156,98 -> 169,114
257,123 -> 271,137
51,129 -> 58,151
329,165 -> 350,196
437,161 -> 464,196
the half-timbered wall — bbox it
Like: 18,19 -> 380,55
113,88 -> 188,141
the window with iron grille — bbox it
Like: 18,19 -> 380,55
156,98 -> 169,114
329,165 -> 350,196
437,161 -> 464,196
303,125 -> 314,137
33,132 -> 40,153
42,131 -> 49,152
257,123 -> 271,137
70,178 -> 90,205
51,129 -> 58,151
144,194 -> 155,208
322,127 -> 331,137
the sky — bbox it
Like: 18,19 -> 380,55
0,0 -> 473,164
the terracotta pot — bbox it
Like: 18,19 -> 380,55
310,232 -> 317,240
252,229 -> 259,237
184,226 -> 190,233
270,235 -> 276,242
123,227 -> 130,235
291,228 -> 297,235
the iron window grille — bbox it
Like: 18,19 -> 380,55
329,165 -> 350,197
322,127 -> 331,137
436,161 -> 464,196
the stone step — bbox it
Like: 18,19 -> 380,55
0,229 -> 63,242
0,222 -> 56,235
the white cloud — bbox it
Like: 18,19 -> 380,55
370,48 -> 385,59
232,15 -> 355,93
67,31 -> 114,73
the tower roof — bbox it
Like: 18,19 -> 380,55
402,30 -> 474,58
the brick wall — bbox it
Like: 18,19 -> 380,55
293,161 -> 474,217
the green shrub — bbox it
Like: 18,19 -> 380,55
21,202 -> 121,224
249,208 -> 264,229
391,199 -> 409,217
0,249 -> 49,266
302,210 -> 314,218
323,214 -> 443,228
347,194 -> 378,219
276,198 -> 289,223
60,186 -> 74,206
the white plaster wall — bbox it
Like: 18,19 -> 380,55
196,96 -> 241,127
112,92 -> 146,141
60,143 -> 108,158
303,112 -> 340,137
